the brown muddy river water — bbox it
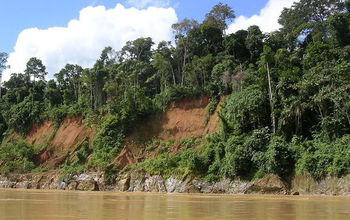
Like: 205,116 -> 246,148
0,189 -> 350,219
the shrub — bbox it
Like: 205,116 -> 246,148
60,141 -> 92,177
90,115 -> 125,170
263,136 -> 295,177
3,96 -> 44,135
205,96 -> 219,124
0,139 -> 36,174
219,85 -> 269,133
295,135 -> 350,179
220,145 -> 251,179
136,153 -> 179,176
295,140 -> 333,180
153,85 -> 203,111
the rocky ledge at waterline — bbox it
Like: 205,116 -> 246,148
1,172 -> 350,196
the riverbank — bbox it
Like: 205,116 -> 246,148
1,172 -> 350,196
2,97 -> 350,197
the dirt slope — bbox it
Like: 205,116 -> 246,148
25,120 -> 54,146
51,117 -> 94,150
25,117 -> 94,168
127,96 -> 220,142
119,96 -> 222,168
23,96 -> 221,170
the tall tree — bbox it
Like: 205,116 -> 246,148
246,25 -> 264,63
24,57 -> 47,105
279,0 -> 345,45
55,64 -> 83,102
156,41 -> 176,85
259,45 -> 276,134
121,38 -> 153,63
0,53 -> 8,99
224,30 -> 250,63
204,2 -> 235,34
329,1 -> 350,46
24,57 -> 47,81
0,52 -> 8,75
152,52 -> 172,93
172,19 -> 199,85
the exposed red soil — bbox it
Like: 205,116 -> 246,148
113,149 -> 136,169
204,96 -> 223,135
22,97 -> 221,170
119,96 -> 222,168
37,149 -> 53,164
127,96 -> 219,142
42,152 -> 70,169
25,120 -> 54,146
25,117 -> 94,168
51,117 -> 94,150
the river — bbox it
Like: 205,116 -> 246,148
0,189 -> 350,219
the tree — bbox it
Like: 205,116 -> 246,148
152,52 -> 172,93
24,57 -> 47,81
2,73 -> 30,105
172,19 -> 199,85
156,41 -> 176,85
172,19 -> 199,38
121,38 -> 153,63
265,31 -> 288,51
0,52 -> 8,75
259,45 -> 276,134
0,52 -> 8,99
190,54 -> 215,89
220,86 -> 269,133
224,30 -> 250,63
55,64 -> 83,102
197,22 -> 224,55
278,0 -> 345,44
329,2 -> 350,46
90,49 -> 112,111
24,57 -> 47,105
120,38 -> 155,94
204,3 -> 235,33
246,26 -> 264,63
211,60 -> 234,95
44,80 -> 62,107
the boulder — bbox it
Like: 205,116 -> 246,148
67,181 -> 78,190
116,175 -> 130,191
144,175 -> 166,192
77,180 -> 98,191
246,174 -> 289,194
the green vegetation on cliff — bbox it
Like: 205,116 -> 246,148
0,0 -> 350,182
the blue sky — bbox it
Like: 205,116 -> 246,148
0,0 -> 268,53
1,0 -> 297,80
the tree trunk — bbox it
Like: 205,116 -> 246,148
32,76 -> 35,106
183,47 -> 187,68
266,63 -> 276,134
181,47 -> 187,86
90,81 -> 94,109
0,74 -> 2,101
170,63 -> 176,86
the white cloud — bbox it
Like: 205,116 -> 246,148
4,3 -> 177,81
126,0 -> 170,9
228,0 -> 299,34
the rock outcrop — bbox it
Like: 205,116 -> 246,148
2,172 -> 350,195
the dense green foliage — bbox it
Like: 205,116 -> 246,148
0,139 -> 36,174
1,1 -> 350,180
90,115 -> 126,170
61,141 -> 92,177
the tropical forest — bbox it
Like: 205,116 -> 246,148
1,0 -> 350,194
